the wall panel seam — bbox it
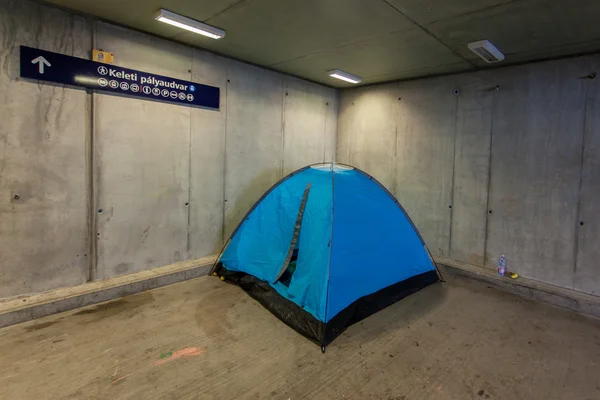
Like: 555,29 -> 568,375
88,18 -> 98,282
323,96 -> 328,162
186,55 -> 193,258
448,91 -> 459,256
392,85 -> 400,195
572,56 -> 593,286
482,87 -> 498,268
221,69 -> 229,243
280,77 -> 286,177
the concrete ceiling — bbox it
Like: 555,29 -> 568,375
41,0 -> 600,87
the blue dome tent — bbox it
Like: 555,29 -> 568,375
212,163 -> 442,351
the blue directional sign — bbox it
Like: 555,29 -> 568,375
20,46 -> 220,110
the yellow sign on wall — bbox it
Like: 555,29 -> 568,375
92,49 -> 114,64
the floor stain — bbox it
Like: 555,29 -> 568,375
195,292 -> 235,338
24,321 -> 58,332
73,299 -> 128,315
153,347 -> 204,366
73,292 -> 154,322
111,373 -> 131,385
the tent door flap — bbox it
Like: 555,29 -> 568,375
272,183 -> 312,284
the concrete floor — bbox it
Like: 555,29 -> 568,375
1,276 -> 599,400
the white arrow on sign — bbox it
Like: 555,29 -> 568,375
31,56 -> 51,74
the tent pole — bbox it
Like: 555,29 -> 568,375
425,247 -> 445,282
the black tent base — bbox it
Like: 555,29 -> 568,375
214,264 -> 439,349
215,265 -> 326,346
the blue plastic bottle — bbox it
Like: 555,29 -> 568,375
498,255 -> 506,277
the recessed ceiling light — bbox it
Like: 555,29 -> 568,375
328,70 -> 362,84
155,9 -> 225,39
467,40 -> 504,63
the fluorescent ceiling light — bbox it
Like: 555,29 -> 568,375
155,9 -> 225,39
328,70 -> 362,84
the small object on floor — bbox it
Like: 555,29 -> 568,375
497,254 -> 506,277
212,272 -> 217,276
509,272 -> 519,279
220,276 -> 225,281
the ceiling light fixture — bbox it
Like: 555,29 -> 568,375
328,69 -> 362,84
155,9 -> 225,39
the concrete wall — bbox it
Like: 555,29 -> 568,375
0,0 -> 91,297
338,56 -> 600,296
576,55 -> 600,295
0,0 -> 337,298
4,0 -> 597,302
